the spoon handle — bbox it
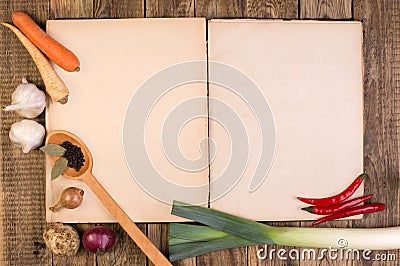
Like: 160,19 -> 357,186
82,172 -> 172,266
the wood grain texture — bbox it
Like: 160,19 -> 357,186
246,0 -> 298,19
195,0 -> 245,18
94,0 -> 143,18
354,0 -> 400,265
96,223 -> 147,266
49,0 -> 93,19
0,1 -> 51,265
300,0 -> 352,19
147,224 -> 170,266
146,0 -> 194,17
196,248 -> 247,265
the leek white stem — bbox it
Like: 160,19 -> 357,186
170,201 -> 400,262
268,226 -> 400,250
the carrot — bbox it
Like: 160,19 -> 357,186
12,11 -> 80,72
0,22 -> 69,104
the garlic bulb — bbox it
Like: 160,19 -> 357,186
4,77 -> 46,118
9,120 -> 45,153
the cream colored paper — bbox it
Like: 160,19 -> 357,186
46,18 -> 208,222
46,19 -> 363,223
208,20 -> 363,220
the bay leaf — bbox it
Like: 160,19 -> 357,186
40,144 -> 66,156
51,157 -> 68,180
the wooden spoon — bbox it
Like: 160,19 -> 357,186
46,130 -> 172,266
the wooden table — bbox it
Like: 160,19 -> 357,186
0,0 -> 399,265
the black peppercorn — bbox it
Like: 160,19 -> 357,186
60,141 -> 85,172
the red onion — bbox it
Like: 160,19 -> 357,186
82,226 -> 115,255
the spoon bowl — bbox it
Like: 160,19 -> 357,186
46,130 -> 93,180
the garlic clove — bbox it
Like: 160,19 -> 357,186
4,103 -> 25,111
4,77 -> 46,118
9,120 -> 45,153
22,144 -> 33,153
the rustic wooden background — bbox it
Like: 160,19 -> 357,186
0,0 -> 399,265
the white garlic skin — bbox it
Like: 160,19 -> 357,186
9,120 -> 45,153
4,77 -> 46,118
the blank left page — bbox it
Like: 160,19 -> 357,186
46,18 -> 208,222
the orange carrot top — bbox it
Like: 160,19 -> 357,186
12,11 -> 80,72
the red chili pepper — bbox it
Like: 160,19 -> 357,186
312,203 -> 385,226
302,194 -> 373,215
297,173 -> 365,206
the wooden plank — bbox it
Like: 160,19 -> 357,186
93,0 -> 143,18
246,0 -> 298,19
300,0 -> 352,19
0,1 -> 52,265
50,0 -> 93,18
354,0 -> 400,265
97,223 -> 148,266
195,0 -> 245,18
51,224 -> 97,266
146,0 -> 194,17
196,248 -> 247,265
147,224 -> 170,266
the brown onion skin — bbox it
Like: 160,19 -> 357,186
82,226 -> 115,255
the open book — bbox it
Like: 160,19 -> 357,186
46,18 -> 363,222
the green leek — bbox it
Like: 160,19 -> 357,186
169,201 -> 400,262
169,224 -> 255,261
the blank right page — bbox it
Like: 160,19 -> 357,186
208,20 -> 363,221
